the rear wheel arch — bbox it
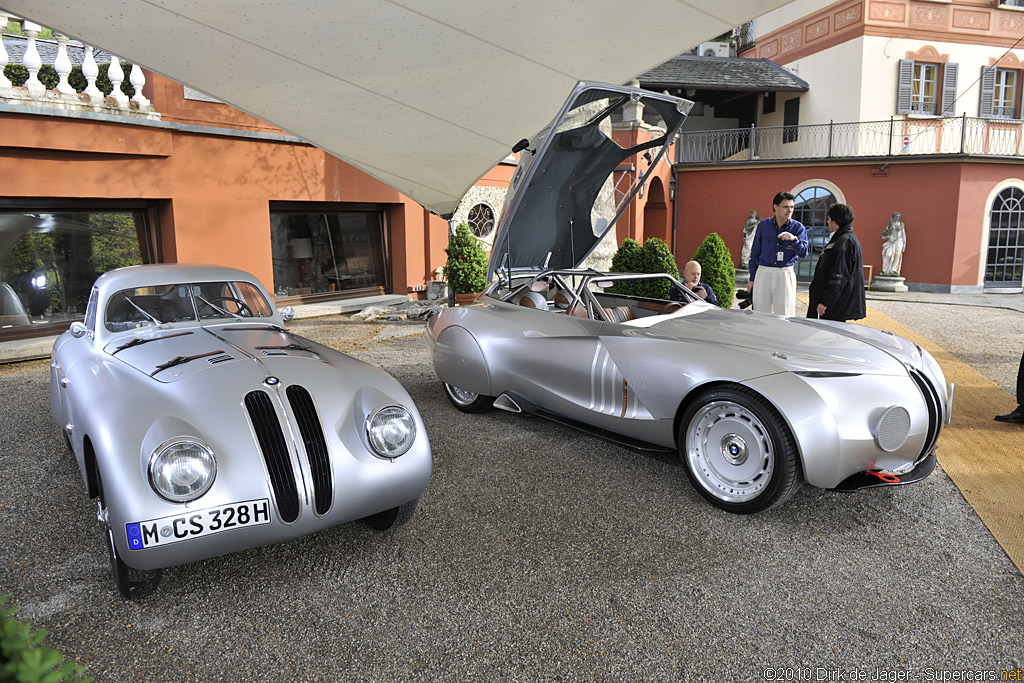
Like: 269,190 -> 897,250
433,324 -> 492,397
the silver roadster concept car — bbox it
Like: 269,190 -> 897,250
51,264 -> 431,598
427,83 -> 952,514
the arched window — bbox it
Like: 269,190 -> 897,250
986,187 -> 1024,287
467,203 -> 495,238
792,186 -> 836,280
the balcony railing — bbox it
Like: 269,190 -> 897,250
1,14 -> 158,119
676,115 -> 1024,164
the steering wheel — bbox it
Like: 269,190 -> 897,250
199,296 -> 253,317
658,301 -> 685,315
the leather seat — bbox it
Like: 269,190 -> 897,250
567,302 -> 589,318
518,291 -> 548,309
603,306 -> 635,323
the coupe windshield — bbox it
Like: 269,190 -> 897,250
105,281 -> 273,331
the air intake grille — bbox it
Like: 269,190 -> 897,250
244,390 -> 300,523
909,368 -> 943,460
875,406 -> 911,452
287,385 -> 333,515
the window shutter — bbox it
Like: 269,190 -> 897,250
940,62 -> 958,115
897,59 -> 914,114
980,65 -> 996,118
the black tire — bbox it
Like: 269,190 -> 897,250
97,470 -> 163,599
678,385 -> 800,514
442,382 -> 494,413
362,497 -> 419,531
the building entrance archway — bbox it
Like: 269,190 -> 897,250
792,186 -> 837,281
643,177 -> 670,246
986,186 -> 1024,289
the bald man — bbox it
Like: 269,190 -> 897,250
681,260 -> 718,306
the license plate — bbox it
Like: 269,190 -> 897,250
125,498 -> 271,550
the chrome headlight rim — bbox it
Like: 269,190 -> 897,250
148,437 -> 217,503
364,404 -> 417,459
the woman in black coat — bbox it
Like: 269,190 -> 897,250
807,203 -> 866,322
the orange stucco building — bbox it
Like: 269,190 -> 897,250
2,68 -> 521,341
1,61 -> 665,343
3,72 -> 460,296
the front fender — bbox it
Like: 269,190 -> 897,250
744,371 -> 930,489
742,372 -> 839,488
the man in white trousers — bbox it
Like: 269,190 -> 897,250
747,191 -> 809,316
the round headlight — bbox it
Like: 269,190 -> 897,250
149,440 -> 217,502
365,405 -> 416,458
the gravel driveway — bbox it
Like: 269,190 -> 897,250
0,308 -> 1021,682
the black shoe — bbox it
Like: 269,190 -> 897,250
994,406 -> 1024,423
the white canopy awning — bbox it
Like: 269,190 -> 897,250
2,0 -> 793,215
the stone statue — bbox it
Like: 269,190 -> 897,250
881,211 -> 907,276
740,210 -> 758,269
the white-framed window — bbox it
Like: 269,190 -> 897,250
897,59 -> 958,116
995,69 -> 1018,118
981,66 -> 1021,119
912,63 -> 938,114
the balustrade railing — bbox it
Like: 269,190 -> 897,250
1,13 -> 156,118
677,115 -> 1024,164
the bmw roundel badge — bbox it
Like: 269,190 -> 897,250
264,376 -> 280,386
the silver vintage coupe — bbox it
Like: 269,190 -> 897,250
426,83 -> 952,514
51,264 -> 431,598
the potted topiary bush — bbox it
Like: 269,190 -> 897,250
692,232 -> 736,308
443,222 -> 489,304
608,237 -> 679,299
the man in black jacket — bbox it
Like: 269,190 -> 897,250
807,203 -> 866,322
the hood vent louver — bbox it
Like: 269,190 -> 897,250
244,390 -> 300,523
207,354 -> 234,364
286,385 -> 333,516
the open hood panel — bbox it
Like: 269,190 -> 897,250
487,83 -> 690,277
4,1 -> 790,216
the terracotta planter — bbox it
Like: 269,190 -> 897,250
454,292 -> 481,306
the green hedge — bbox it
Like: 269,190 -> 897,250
607,237 -> 679,299
692,232 -> 736,309
443,223 -> 488,294
4,21 -> 54,39
3,62 -> 136,98
1,594 -> 90,682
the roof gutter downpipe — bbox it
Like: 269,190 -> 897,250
447,215 -> 456,308
670,171 -> 678,259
